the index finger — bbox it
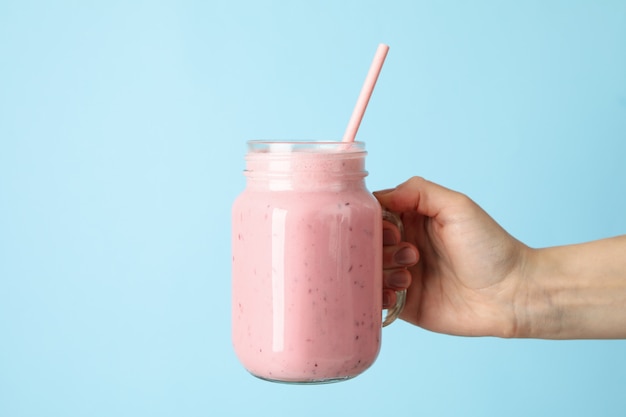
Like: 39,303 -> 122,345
374,176 -> 463,219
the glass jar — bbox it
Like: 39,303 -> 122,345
232,140 -> 400,384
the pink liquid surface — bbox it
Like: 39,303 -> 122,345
231,150 -> 382,383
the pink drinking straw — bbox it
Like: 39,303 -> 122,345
342,43 -> 390,143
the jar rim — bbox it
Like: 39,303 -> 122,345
247,140 -> 365,153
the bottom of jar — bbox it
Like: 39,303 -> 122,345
251,372 -> 355,385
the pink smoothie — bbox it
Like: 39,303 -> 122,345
231,144 -> 382,383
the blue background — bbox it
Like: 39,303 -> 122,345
1,1 -> 626,416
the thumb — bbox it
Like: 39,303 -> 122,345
374,176 -> 461,218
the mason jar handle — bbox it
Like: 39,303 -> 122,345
381,209 -> 407,327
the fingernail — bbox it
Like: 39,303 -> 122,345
394,247 -> 417,266
383,228 -> 398,245
389,270 -> 410,289
374,188 -> 395,195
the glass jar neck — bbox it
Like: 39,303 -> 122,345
244,141 -> 368,191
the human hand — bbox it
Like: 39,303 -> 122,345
377,177 -> 530,338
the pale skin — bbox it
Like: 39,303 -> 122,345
378,176 -> 626,339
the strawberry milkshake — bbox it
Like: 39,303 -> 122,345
231,141 -> 383,383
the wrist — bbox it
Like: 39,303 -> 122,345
512,247 -> 566,339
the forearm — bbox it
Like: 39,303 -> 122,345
519,235 -> 626,339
